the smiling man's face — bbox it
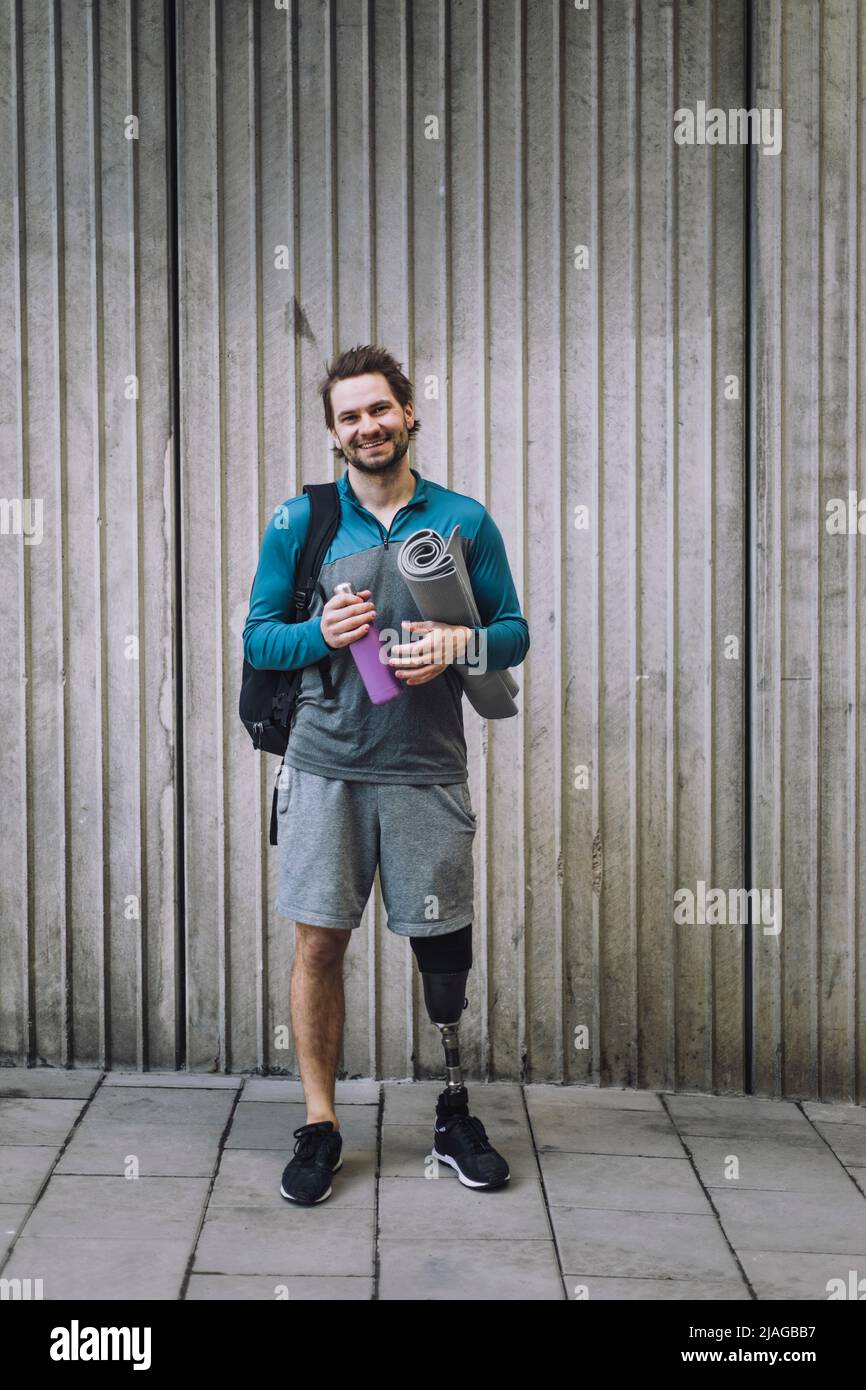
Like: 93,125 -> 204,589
328,372 -> 415,475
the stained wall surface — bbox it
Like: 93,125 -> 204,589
2,0 -> 859,1101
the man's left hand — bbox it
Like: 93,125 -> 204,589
388,621 -> 472,686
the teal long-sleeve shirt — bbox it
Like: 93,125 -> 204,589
242,466 -> 530,783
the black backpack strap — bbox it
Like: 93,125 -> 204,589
293,483 -> 341,616
295,483 -> 341,700
317,659 -> 335,698
269,485 -> 340,846
270,755 -> 284,847
313,579 -> 336,697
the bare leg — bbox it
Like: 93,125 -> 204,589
290,923 -> 352,1131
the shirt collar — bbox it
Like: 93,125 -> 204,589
338,465 -> 427,510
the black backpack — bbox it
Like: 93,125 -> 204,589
239,481 -> 341,845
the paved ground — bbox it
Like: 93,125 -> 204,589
1,1070 -> 865,1300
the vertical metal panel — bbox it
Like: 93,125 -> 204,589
562,0 -> 599,1085
0,0 -> 27,1059
221,0 -> 261,1072
635,0 -> 677,1088
751,0 -> 865,1101
20,0 -> 67,1067
525,0 -> 563,1080
484,0 -> 528,1081
751,0 -> 784,1096
670,0 -> 747,1093
598,0 -> 640,1086
429,0 -> 487,1084
59,0 -> 96,1063
176,0 -> 225,1071
133,1 -> 177,1068
710,1 -> 749,1092
98,0 -> 175,1069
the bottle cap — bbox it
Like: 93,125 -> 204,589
334,582 -> 354,596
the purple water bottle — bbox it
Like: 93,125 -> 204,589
333,582 -> 404,704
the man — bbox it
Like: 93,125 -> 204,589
242,344 -> 530,1204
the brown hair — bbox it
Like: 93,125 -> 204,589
318,344 -> 421,455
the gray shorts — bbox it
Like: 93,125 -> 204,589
275,764 -> 476,937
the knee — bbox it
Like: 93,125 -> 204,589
294,923 -> 351,971
410,923 -> 472,974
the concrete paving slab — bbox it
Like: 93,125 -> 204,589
379,1125 -> 537,1180
539,1151 -> 709,1212
0,1099 -> 87,1146
711,1189 -> 866,1254
810,1122 -> 866,1166
562,1274 -> 750,1300
685,1134 -> 855,1194
802,1102 -> 866,1127
378,1237 -> 562,1300
241,1078 -> 380,1104
23,1175 -> 211,1240
50,1088 -> 237,1175
0,1205 -> 29,1260
210,1147 -> 376,1209
666,1093 -> 802,1121
377,1173 -> 547,1240
185,1273 -> 373,1299
2,1235 -> 192,1299
0,1069 -> 103,1099
102,1072 -> 242,1089
665,1094 -> 814,1137
530,1105 -> 686,1158
0,1145 -> 59,1204
551,1208 -> 740,1280
54,1124 -> 224,1177
738,1249 -> 866,1300
850,1167 -> 866,1197
193,1205 -> 374,1277
82,1088 -> 235,1125
526,1083 -> 665,1112
225,1101 -> 376,1151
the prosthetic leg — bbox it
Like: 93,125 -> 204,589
410,927 -> 510,1189
420,966 -> 472,1124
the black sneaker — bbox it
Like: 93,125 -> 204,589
431,1087 -> 510,1190
280,1121 -> 343,1205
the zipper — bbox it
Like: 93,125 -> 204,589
383,504 -> 414,549
342,485 -> 426,550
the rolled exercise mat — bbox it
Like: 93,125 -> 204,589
397,525 -> 520,720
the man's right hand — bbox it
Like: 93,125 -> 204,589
320,588 -> 377,649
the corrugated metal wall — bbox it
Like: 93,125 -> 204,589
0,0 -> 177,1069
750,0 -> 865,1100
1,0 -> 861,1101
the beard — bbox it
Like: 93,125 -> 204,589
346,433 -> 411,474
